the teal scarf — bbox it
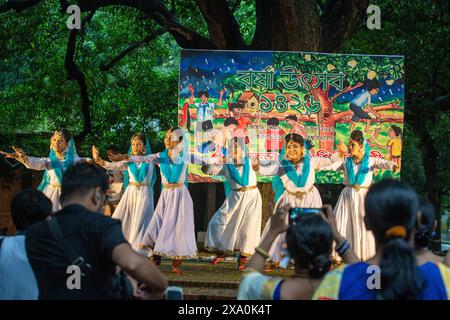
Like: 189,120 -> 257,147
223,142 -> 250,196
272,141 -> 310,202
159,149 -> 186,184
123,139 -> 156,191
345,140 -> 370,186
226,155 -> 250,187
38,138 -> 76,191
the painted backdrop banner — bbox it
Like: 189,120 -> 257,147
178,49 -> 404,184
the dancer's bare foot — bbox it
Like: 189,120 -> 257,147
172,260 -> 183,275
211,254 -> 226,265
237,256 -> 248,271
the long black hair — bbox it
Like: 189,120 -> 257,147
285,213 -> 333,278
415,199 -> 436,249
364,179 -> 424,300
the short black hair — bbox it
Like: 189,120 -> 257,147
11,189 -> 52,231
267,117 -> 279,126
60,163 -> 109,204
285,114 -> 297,122
391,125 -> 402,137
415,199 -> 436,249
350,130 -> 364,145
197,91 -> 209,98
224,117 -> 238,127
366,79 -> 380,91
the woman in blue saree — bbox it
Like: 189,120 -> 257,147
313,180 -> 450,300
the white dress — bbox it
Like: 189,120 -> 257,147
324,157 -> 396,260
103,160 -> 155,252
24,155 -> 87,212
204,164 -> 262,257
132,152 -> 198,260
258,156 -> 334,263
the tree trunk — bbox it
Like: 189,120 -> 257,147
313,89 -> 335,152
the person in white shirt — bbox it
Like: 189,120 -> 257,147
0,189 -> 52,300
349,80 -> 381,133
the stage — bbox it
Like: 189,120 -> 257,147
158,253 -> 294,300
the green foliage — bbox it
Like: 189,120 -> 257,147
344,0 -> 450,208
0,0 -> 448,212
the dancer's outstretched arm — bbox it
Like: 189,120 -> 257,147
92,145 -> 129,170
128,153 -> 158,165
315,141 -> 347,171
256,158 -> 280,176
201,163 -> 224,176
372,157 -> 399,172
1,146 -> 50,170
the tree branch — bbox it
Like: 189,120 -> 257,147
67,0 -> 214,48
330,82 -> 364,101
332,102 -> 402,122
251,0 -> 272,49
100,28 -> 166,71
64,11 -> 95,142
320,0 -> 368,52
195,0 -> 245,49
0,0 -> 42,13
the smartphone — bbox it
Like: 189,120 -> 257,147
289,208 -> 323,225
164,286 -> 184,300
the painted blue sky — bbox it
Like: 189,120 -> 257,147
179,50 -> 273,99
179,50 -> 404,104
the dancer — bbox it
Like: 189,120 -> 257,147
0,129 -> 89,212
257,133 -> 344,267
104,145 -> 124,215
121,127 -> 204,275
202,137 -> 262,271
92,133 -> 156,252
322,130 -> 398,260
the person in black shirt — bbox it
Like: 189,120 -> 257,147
26,162 -> 168,300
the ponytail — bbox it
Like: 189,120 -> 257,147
377,236 -> 424,300
365,180 -> 425,300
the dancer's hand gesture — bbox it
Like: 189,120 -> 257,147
0,146 -> 27,162
92,145 -> 101,162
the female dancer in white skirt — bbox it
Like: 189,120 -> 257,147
322,130 -> 398,261
1,129 -> 90,212
122,127 -> 204,275
258,133 -> 344,267
202,137 -> 262,271
92,133 -> 156,252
